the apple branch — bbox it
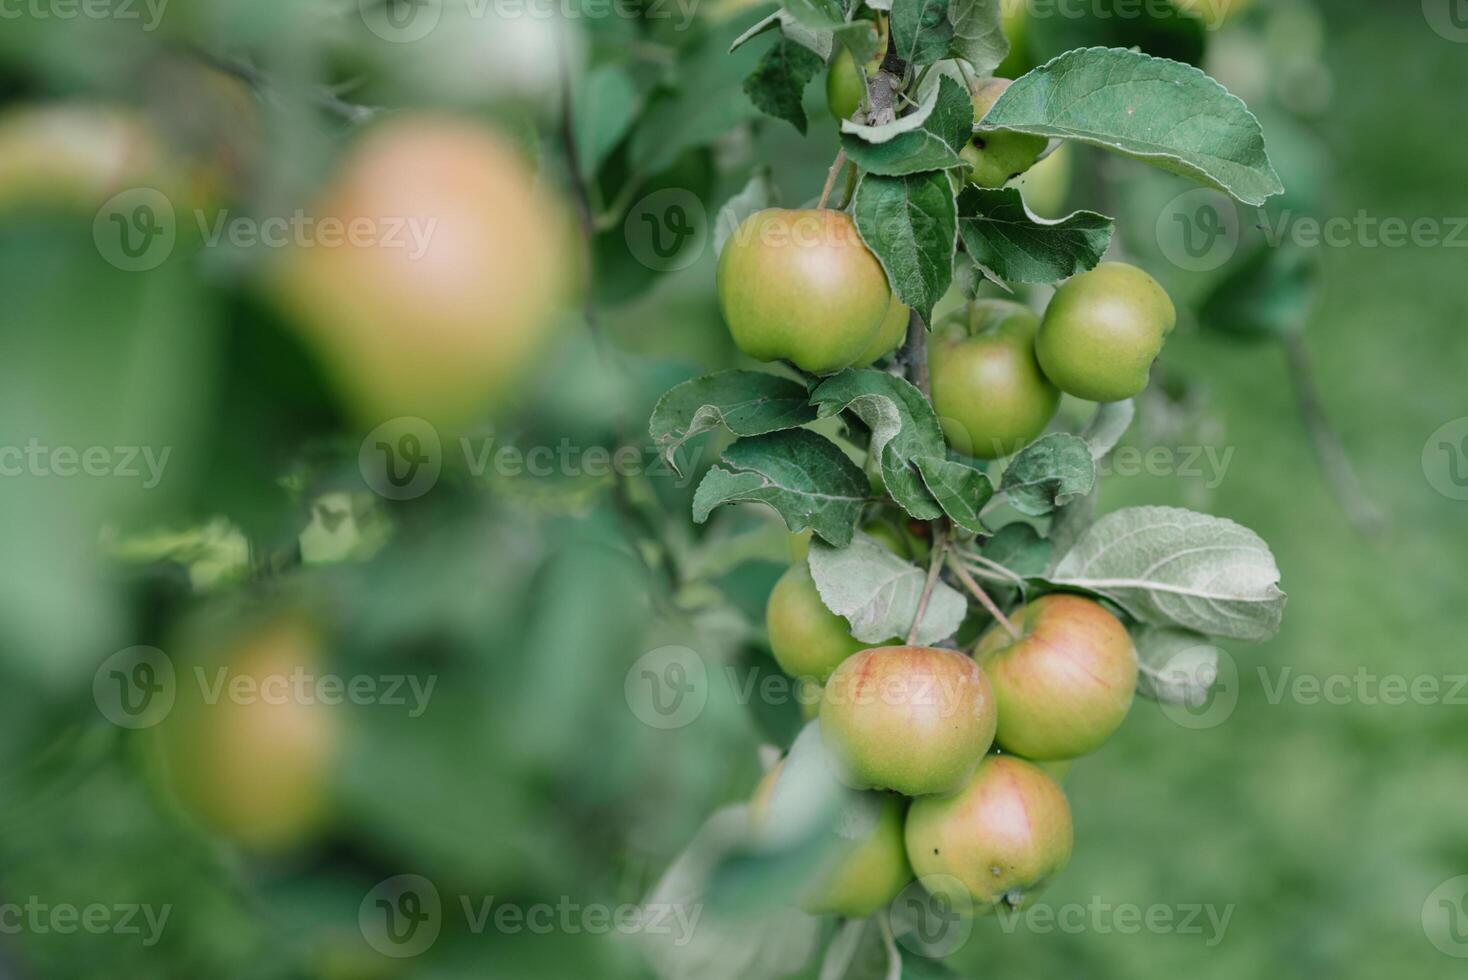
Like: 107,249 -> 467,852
947,554 -> 1021,640
907,531 -> 949,645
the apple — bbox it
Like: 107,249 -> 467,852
0,103 -> 170,213
717,209 -> 893,375
973,594 -> 1138,760
272,114 -> 573,430
961,79 -> 1048,189
930,300 -> 1060,459
766,563 -> 868,682
820,646 -> 997,796
905,755 -> 1073,911
826,22 -> 889,122
751,761 -> 913,917
1036,262 -> 1177,402
155,610 -> 336,851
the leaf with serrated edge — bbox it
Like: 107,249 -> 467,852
1049,506 -> 1286,641
811,370 -> 945,521
809,531 -> 966,645
693,429 -> 867,546
983,522 -> 1051,578
650,370 -> 816,471
984,47 -> 1283,206
852,171 -> 958,326
745,34 -> 826,134
842,75 -> 972,177
1133,626 -> 1221,706
1080,399 -> 1134,461
957,187 -> 1113,285
1000,433 -> 1096,516
948,0 -> 1008,77
914,456 -> 992,533
891,0 -> 953,67
731,11 -> 832,59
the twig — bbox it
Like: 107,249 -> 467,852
947,554 -> 1021,640
1281,333 -> 1384,535
907,531 -> 949,645
817,149 -> 847,210
190,49 -> 380,123
959,554 -> 1026,590
898,310 -> 930,397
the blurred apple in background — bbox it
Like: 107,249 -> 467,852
271,114 -> 574,431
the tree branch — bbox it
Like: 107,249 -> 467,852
907,531 -> 949,645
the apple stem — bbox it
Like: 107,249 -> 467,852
947,554 -> 1022,640
907,531 -> 949,645
817,149 -> 847,210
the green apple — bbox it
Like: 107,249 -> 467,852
1010,141 -> 1072,218
155,610 -> 336,851
273,114 -> 573,431
905,755 -> 1073,911
930,300 -> 1060,459
751,761 -> 914,917
718,209 -> 893,375
853,296 -> 911,367
767,563 -> 867,682
973,594 -> 1138,760
1036,262 -> 1177,402
821,646 -> 997,796
827,23 -> 889,122
960,79 -> 1048,189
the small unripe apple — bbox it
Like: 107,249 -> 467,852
821,647 -> 997,796
905,755 -> 1073,911
826,24 -> 888,122
273,115 -> 572,430
751,761 -> 914,917
718,209 -> 893,375
1036,262 -> 1177,402
930,300 -> 1060,459
961,79 -> 1048,189
766,564 -> 867,682
973,594 -> 1138,760
156,611 -> 337,851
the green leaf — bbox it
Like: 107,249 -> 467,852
984,47 -> 1284,206
1199,242 -> 1318,340
914,456 -> 993,533
841,62 -> 965,144
1048,506 -> 1287,641
1000,433 -> 1096,516
650,370 -> 817,472
821,916 -> 900,980
744,33 -> 827,134
631,23 -> 765,176
693,429 -> 867,546
1133,626 -> 1221,706
573,64 -> 643,177
983,522 -> 1051,577
635,804 -> 822,980
841,75 -> 973,176
948,0 -> 1009,76
732,10 -> 833,59
957,186 -> 1113,285
810,369 -> 945,521
809,531 -> 967,645
852,171 -> 958,325
715,168 -> 779,257
891,0 -> 953,66
781,0 -> 847,30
